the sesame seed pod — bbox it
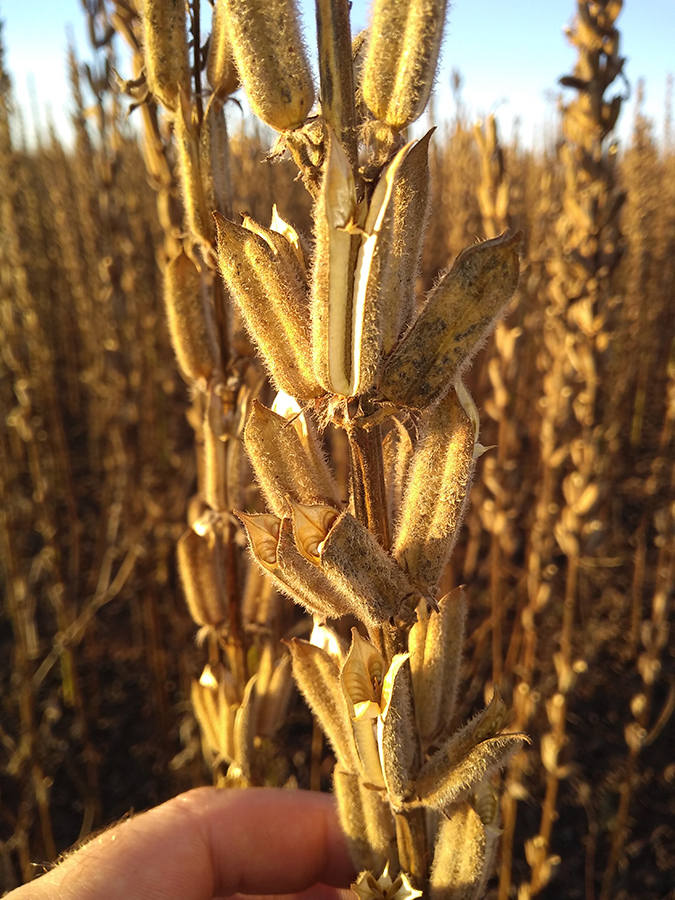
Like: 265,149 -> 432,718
312,133 -> 362,394
349,137 -> 415,395
243,400 -> 340,517
393,390 -> 475,594
257,654 -> 294,738
428,803 -> 486,900
270,205 -> 310,277
378,659 -> 417,805
177,527 -> 228,628
200,94 -> 233,220
224,0 -> 314,131
141,0 -> 190,112
232,673 -> 259,783
382,418 -> 414,522
207,0 -> 240,98
242,214 -> 308,298
333,769 -> 377,872
175,90 -> 213,245
191,676 -> 237,764
237,513 -> 353,620
362,0 -> 447,131
417,588 -> 467,743
380,231 -> 522,410
411,690 -> 519,810
316,510 -> 416,626
164,250 -> 219,383
241,564 -> 279,630
359,783 -> 399,875
215,213 -> 322,399
203,390 -> 228,512
286,639 -> 361,772
381,129 -> 432,353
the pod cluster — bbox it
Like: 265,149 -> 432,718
142,0 -> 528,894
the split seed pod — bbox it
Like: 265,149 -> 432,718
207,0 -> 240,98
141,0 -> 190,112
349,137 -> 417,395
224,0 -> 314,131
393,389 -> 475,593
237,513 -> 353,620
312,132 -> 362,395
362,0 -> 447,131
164,250 -> 219,383
244,400 -> 340,517
380,231 -> 523,410
215,213 -> 321,399
291,506 -> 416,626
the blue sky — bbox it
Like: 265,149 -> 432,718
2,0 -> 673,147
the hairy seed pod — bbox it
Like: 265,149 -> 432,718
232,674 -> 259,783
381,129 -> 432,352
207,0 -> 240,98
242,214 -> 309,298
271,391 -> 339,503
333,769 -> 377,872
360,783 -> 399,875
286,639 -> 360,771
191,671 -> 237,764
241,565 -> 279,629
175,90 -> 213,245
141,0 -> 190,112
224,0 -> 314,131
382,418 -> 414,522
429,802 -> 486,900
270,206 -> 310,276
410,691 -> 524,811
244,401 -> 340,517
257,654 -> 294,737
177,527 -> 228,628
200,94 -> 233,219
164,250 -> 219,383
393,389 -> 475,593
312,133 -> 362,394
380,231 -> 523,410
238,514 -> 353,619
305,509 -> 416,626
340,630 -> 387,788
349,138 -> 415,394
215,213 -> 322,399
416,588 -> 467,742
362,0 -> 447,131
379,658 -> 417,804
203,390 -> 228,512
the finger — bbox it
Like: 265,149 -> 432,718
10,788 -> 356,900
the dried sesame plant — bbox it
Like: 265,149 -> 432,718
123,0 -> 528,892
138,0 -> 527,895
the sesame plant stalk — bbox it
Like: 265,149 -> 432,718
209,0 -> 527,895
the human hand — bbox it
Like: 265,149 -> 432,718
7,787 -> 356,900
